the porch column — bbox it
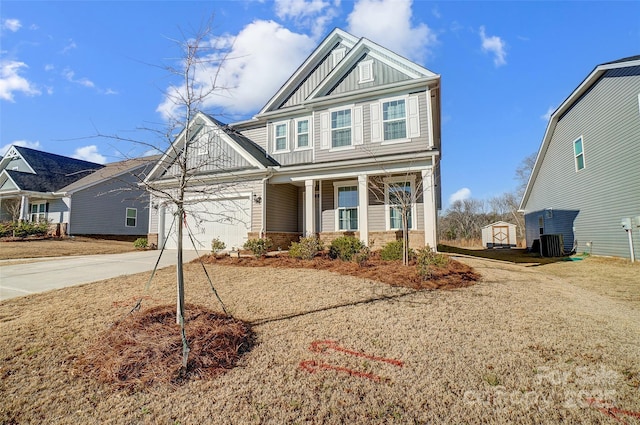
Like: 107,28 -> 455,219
305,179 -> 315,237
157,204 -> 165,249
422,168 -> 437,249
19,195 -> 29,221
358,174 -> 369,246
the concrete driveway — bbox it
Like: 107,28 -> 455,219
0,250 -> 200,301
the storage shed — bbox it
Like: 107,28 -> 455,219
482,221 -> 517,248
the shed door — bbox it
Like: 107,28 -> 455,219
163,197 -> 251,252
492,225 -> 509,246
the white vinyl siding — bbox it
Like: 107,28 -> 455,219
125,208 -> 137,227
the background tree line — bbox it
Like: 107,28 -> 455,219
438,153 -> 536,246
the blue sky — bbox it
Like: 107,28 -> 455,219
1,0 -> 638,209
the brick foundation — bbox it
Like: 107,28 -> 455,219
147,233 -> 158,249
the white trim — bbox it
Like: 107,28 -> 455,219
332,47 -> 346,66
426,88 -> 434,148
294,116 -> 313,151
329,105 -> 355,149
125,207 -> 137,227
333,180 -> 359,231
379,95 -> 409,143
384,175 -> 417,231
573,135 -> 586,172
272,120 -> 289,153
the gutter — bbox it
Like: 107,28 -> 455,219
259,170 -> 274,238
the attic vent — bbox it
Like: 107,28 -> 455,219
332,48 -> 346,66
358,60 -> 374,84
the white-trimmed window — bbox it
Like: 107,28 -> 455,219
358,60 -> 374,84
385,177 -> 416,230
334,182 -> 358,231
125,208 -> 137,227
574,136 -> 585,171
30,202 -> 47,223
295,118 -> 311,149
273,122 -> 289,152
331,109 -> 351,148
383,99 -> 407,141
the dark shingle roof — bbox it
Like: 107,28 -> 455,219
12,146 -> 104,192
205,114 -> 280,168
601,55 -> 640,66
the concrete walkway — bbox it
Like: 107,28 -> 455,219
0,250 -> 200,301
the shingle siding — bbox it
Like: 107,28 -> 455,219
524,67 -> 640,258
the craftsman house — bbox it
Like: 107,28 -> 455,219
520,56 -> 640,259
0,145 -> 156,238
146,28 -> 441,252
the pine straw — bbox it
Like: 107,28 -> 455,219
200,252 -> 480,290
76,304 -> 254,390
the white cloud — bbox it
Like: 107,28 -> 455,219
479,26 -> 506,67
347,0 -> 437,63
449,187 -> 471,205
61,39 -> 77,54
274,0 -> 338,38
72,145 -> 106,164
44,64 -> 55,72
0,140 -> 42,156
62,68 -> 95,88
0,60 -> 41,102
2,18 -> 22,32
157,20 -> 315,120
541,105 -> 556,121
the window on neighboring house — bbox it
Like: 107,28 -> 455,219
30,202 -> 47,222
383,99 -> 407,141
296,119 -> 310,149
336,185 -> 358,230
387,180 -> 413,230
574,136 -> 585,171
126,208 -> 137,227
358,60 -> 374,84
274,122 -> 288,152
331,109 -> 351,148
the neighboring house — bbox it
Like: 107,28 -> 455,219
0,145 -> 157,238
481,221 -> 517,249
146,28 -> 441,252
520,56 -> 640,259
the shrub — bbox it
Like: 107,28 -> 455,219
0,222 -> 13,238
243,238 -> 273,258
211,238 -> 226,253
289,236 -> 323,260
133,238 -> 148,249
329,236 -> 366,262
380,240 -> 414,261
10,221 -> 49,238
416,245 -> 449,280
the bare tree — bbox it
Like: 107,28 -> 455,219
515,152 -> 537,198
5,199 -> 22,222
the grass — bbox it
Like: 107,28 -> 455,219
1,252 -> 639,423
0,236 -> 137,260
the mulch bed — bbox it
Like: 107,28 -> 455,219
199,252 -> 481,290
77,304 -> 254,390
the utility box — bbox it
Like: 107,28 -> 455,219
622,217 -> 632,230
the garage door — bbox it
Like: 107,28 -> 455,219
163,197 -> 251,252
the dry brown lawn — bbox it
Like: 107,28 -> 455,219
0,237 -> 137,261
1,255 -> 639,424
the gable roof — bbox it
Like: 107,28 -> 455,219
58,155 -> 162,194
145,112 -> 279,183
520,55 -> 640,210
0,145 -> 104,193
257,28 -> 438,116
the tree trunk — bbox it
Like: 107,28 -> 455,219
402,208 -> 409,266
176,207 -> 190,369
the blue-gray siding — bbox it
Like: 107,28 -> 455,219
523,66 -> 640,258
329,53 -> 411,95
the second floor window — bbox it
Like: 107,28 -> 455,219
331,109 -> 351,148
574,136 -> 585,171
383,99 -> 407,141
296,119 -> 310,148
274,123 -> 288,151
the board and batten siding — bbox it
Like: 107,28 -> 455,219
313,91 -> 430,164
69,173 -> 150,235
328,53 -> 412,95
524,66 -> 640,258
163,136 -> 253,177
280,43 -> 350,109
2,156 -> 32,173
265,183 -> 298,232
